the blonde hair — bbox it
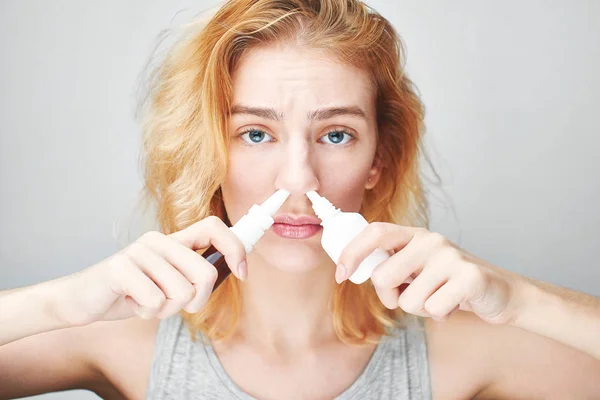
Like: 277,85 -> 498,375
137,0 -> 429,345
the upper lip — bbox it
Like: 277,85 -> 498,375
273,214 -> 321,225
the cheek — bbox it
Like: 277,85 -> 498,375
317,154 -> 372,212
221,147 -> 276,223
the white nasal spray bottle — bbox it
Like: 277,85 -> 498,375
306,191 -> 390,284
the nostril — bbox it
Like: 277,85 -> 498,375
281,186 -> 319,198
274,163 -> 319,197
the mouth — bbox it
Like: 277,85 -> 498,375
271,215 -> 323,239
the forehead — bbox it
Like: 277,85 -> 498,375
230,44 -> 375,112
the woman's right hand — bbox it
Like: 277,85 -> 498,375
54,216 -> 247,327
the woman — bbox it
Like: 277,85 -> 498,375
1,0 -> 599,399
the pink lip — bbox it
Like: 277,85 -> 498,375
271,214 -> 322,239
273,215 -> 322,226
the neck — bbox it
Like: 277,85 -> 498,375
236,252 -> 337,354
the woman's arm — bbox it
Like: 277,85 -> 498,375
512,277 -> 600,359
0,318 -> 110,399
0,278 -> 73,346
336,223 -> 600,360
0,216 -> 247,398
426,310 -> 600,399
0,279 -> 115,399
337,223 -> 600,397
0,312 -> 156,400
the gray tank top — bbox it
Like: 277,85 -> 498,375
146,313 -> 432,399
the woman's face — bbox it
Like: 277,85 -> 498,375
221,43 -> 382,273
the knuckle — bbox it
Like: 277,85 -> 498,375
105,252 -> 125,271
108,253 -> 136,278
191,263 -> 219,286
397,294 -> 418,313
424,301 -> 442,318
461,263 -> 484,286
125,241 -> 147,260
441,247 -> 462,263
148,292 -> 166,309
205,266 -> 219,285
429,232 -> 448,247
184,304 -> 201,314
383,300 -> 399,310
140,230 -> 164,243
150,293 -> 167,309
368,222 -> 387,239
369,269 -> 387,288
204,215 -> 222,229
175,286 -> 195,304
414,227 -> 429,239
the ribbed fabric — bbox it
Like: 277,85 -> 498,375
146,313 -> 431,399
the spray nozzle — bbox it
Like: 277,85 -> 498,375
261,189 -> 290,216
306,191 -> 340,223
231,189 -> 290,253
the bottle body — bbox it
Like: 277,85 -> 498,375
202,245 -> 230,293
321,212 -> 390,284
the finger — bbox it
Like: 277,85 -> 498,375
103,296 -> 137,321
124,296 -> 147,319
371,280 -> 415,310
424,280 -> 466,321
370,237 -> 426,292
168,256 -> 218,314
126,242 -> 197,318
374,284 -> 401,310
397,264 -> 448,317
168,217 -> 246,279
180,262 -> 216,313
109,258 -> 166,319
337,223 -> 421,282
137,232 -> 220,306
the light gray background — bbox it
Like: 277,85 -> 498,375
1,1 -> 599,399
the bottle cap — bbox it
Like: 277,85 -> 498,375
306,191 -> 340,223
230,189 -> 290,253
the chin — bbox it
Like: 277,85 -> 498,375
251,230 -> 333,273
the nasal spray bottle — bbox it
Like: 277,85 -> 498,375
205,189 -> 290,293
306,191 -> 412,285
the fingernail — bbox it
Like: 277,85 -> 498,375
335,264 -> 347,284
238,260 -> 248,281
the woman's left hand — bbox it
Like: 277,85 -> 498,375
336,223 -> 526,325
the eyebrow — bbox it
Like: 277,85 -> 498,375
229,104 -> 367,121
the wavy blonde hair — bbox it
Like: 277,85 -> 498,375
137,0 -> 429,345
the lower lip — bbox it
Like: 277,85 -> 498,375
271,223 -> 322,239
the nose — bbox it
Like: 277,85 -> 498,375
274,138 -> 319,198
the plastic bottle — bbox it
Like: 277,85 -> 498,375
203,189 -> 290,292
306,190 -> 391,284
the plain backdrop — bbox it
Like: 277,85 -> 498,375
1,1 -> 599,399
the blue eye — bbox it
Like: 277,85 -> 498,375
240,129 -> 274,144
319,130 -> 353,145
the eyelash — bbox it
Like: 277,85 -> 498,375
238,127 -> 356,146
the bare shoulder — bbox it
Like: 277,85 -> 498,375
0,316 -> 159,400
424,310 -> 600,400
423,311 -> 493,399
